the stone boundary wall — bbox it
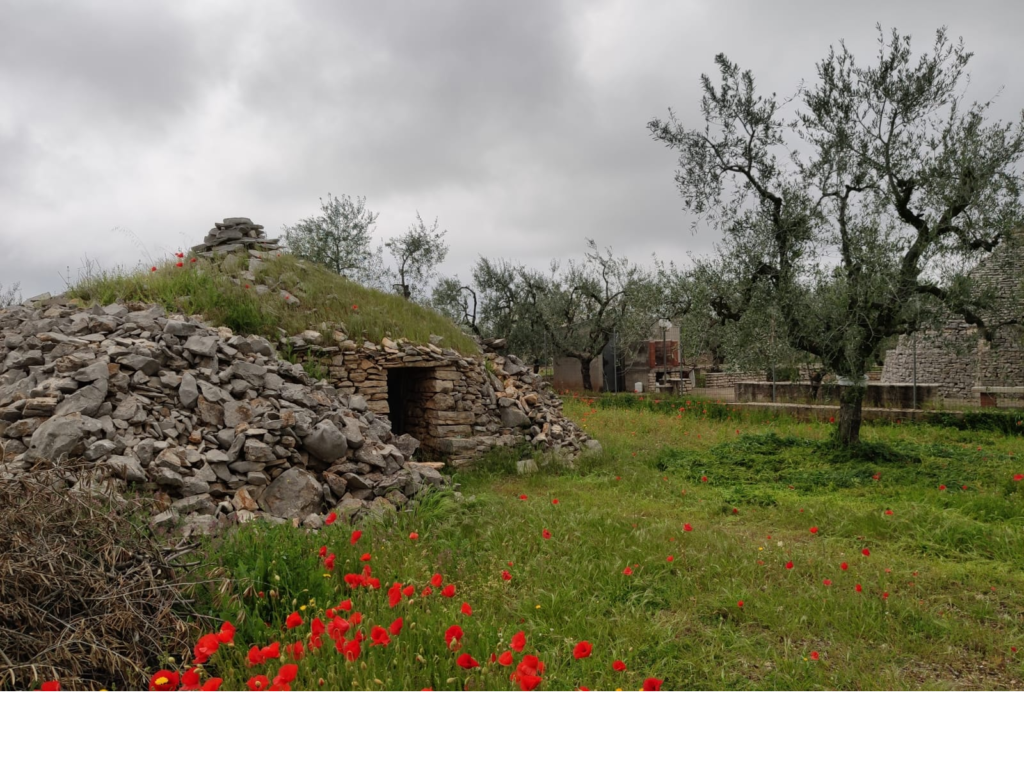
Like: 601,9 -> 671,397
882,240 -> 1024,399
703,371 -> 762,389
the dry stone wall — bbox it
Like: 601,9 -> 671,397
882,240 -> 1024,400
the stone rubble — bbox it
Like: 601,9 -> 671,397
190,217 -> 284,258
0,297 -> 598,537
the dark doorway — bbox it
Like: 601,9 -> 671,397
386,367 -> 431,436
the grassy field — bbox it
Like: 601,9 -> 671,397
173,394 -> 1024,692
68,253 -> 480,355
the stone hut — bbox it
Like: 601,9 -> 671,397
881,238 -> 1024,401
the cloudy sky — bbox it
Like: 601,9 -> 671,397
2,0 -> 1023,298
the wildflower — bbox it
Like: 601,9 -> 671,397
150,266 -> 157,272
498,651 -> 514,666
519,494 -> 528,500
39,681 -> 60,691
311,617 -> 325,638
190,257 -> 197,263
247,675 -> 271,691
431,573 -> 443,588
885,509 -> 893,516
622,566 -> 633,575
338,599 -> 352,611
700,476 -> 708,483
180,668 -> 201,691
390,617 -> 404,636
810,651 -> 820,661
176,262 -> 183,268
342,639 -> 361,661
261,642 -> 281,660
149,671 -> 179,691
461,602 -> 472,616
510,631 -> 527,652
840,562 -> 848,571
785,561 -> 794,570
872,473 -> 881,481
319,546 -> 328,558
445,625 -> 464,651
642,678 -> 663,691
962,485 -> 968,490
542,529 -> 551,540
286,611 -> 303,630
350,530 -> 362,545
823,579 -> 832,586
938,484 -> 946,491
882,592 -> 889,599
829,417 -> 835,423
552,499 -> 559,505
422,586 -> 434,596
1014,474 -> 1023,482
409,532 -> 419,540
862,548 -> 871,557
201,678 -> 223,691
325,512 -> 338,525
855,584 -> 863,593
327,616 -> 350,641
456,653 -> 480,669
194,633 -> 220,664
441,584 -> 456,598
273,664 -> 298,688
512,655 -> 544,691
344,573 -> 364,588
402,584 -> 415,597
809,527 -> 818,534
360,553 -> 371,562
286,641 -> 305,661
573,641 -> 593,660
666,555 -> 674,562
684,523 -> 693,533
350,612 -> 362,625
247,646 -> 266,666
370,626 -> 391,646
612,660 -> 627,672
501,571 -> 512,581
388,582 -> 403,608
737,600 -> 744,607
324,553 -> 336,571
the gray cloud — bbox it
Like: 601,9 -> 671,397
2,0 -> 1022,298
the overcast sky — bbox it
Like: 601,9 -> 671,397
2,0 -> 1023,298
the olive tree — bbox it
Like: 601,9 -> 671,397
282,193 -> 385,285
385,213 -> 449,300
651,26 -> 1024,445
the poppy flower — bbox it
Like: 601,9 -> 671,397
785,561 -> 794,570
737,600 -> 744,607
456,653 -> 480,669
519,494 -> 528,500
338,599 -> 352,612
516,673 -> 543,691
884,509 -> 893,516
1014,474 -> 1023,482
201,678 -> 223,691
552,499 -> 559,505
324,553 -> 336,571
809,527 -> 818,534
39,681 -> 60,691
829,417 -> 835,423
350,612 -> 362,625
542,529 -> 551,540
194,633 -> 220,664
342,639 -> 361,661
445,625 -> 464,650
388,582 -> 403,608
190,257 -> 197,263
150,266 -> 157,272
701,476 -> 708,483
390,617 -> 404,636
325,512 -> 338,525
180,668 -> 201,691
622,566 -> 633,575
274,664 -> 298,686
344,573 -> 364,588
360,553 -> 371,562
810,651 -> 820,661
350,530 -> 362,545
286,612 -> 303,630
402,584 -> 415,597
823,579 -> 832,586
461,602 -> 472,616
872,473 -> 881,481
855,584 -> 863,593
247,675 -> 270,691
286,641 -> 305,661
861,548 -> 870,557
431,573 -> 443,588
612,660 -> 627,672
573,641 -> 593,660
498,651 -> 514,666
441,584 -> 456,598
370,626 -> 391,646
513,656 -> 544,691
642,678 -> 663,691
683,523 -> 693,532
362,564 -> 373,577
938,485 -> 946,491
501,571 -> 512,581
311,617 -> 325,638
148,670 -> 180,691
422,586 -> 434,596
666,555 -> 674,562
176,262 -> 183,268
840,562 -> 848,571
409,532 -> 419,540
510,631 -> 527,652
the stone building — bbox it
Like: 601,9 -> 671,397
881,237 -> 1024,401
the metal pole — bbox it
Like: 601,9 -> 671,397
912,333 -> 918,410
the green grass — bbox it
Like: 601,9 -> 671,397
68,253 -> 479,355
177,394 -> 1024,691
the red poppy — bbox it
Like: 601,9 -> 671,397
885,508 -> 893,516
622,566 -> 634,575
737,600 -> 744,607
181,668 -> 201,691
338,599 -> 352,611
542,529 -> 551,540
823,579 -> 832,586
324,553 -> 336,571
311,617 -> 325,638
273,664 -> 298,687
176,262 -> 183,268
612,660 -> 627,672
510,631 -> 527,652
938,484 -> 946,491
388,582 -> 403,608
1014,474 -> 1023,482
810,651 -> 820,661
872,473 -> 881,481
201,678 -> 223,691
286,640 -> 305,661
350,530 -> 362,545
785,561 -> 794,570
501,571 -> 512,581
360,553 -> 371,562
325,512 -> 338,525
829,416 -> 835,423
700,476 -> 708,483
39,681 -> 60,691
390,617 -> 404,636
350,612 -> 362,625
149,670 -> 180,691
552,499 -> 559,505
513,655 -> 545,691
344,573 -> 364,588
855,584 -> 863,593
840,562 -> 848,571
422,586 -> 434,596
519,494 -> 528,500
397,584 -> 413,598
861,548 -> 870,557
642,678 -> 663,691
457,653 -> 480,670
431,573 -> 443,588
441,584 -> 456,598
882,591 -> 889,599
445,625 -> 464,650
343,639 -> 361,661
190,257 -> 197,263
683,523 -> 693,532
370,626 -> 391,646
461,602 -> 472,616
194,633 -> 220,664
247,675 -> 271,691
498,651 -> 514,666
247,645 -> 265,666
286,612 -> 303,630
573,641 -> 592,659
150,266 -> 157,272
809,527 -> 818,534
666,555 -> 674,562
409,532 -> 419,540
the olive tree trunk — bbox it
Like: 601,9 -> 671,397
837,385 -> 864,446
